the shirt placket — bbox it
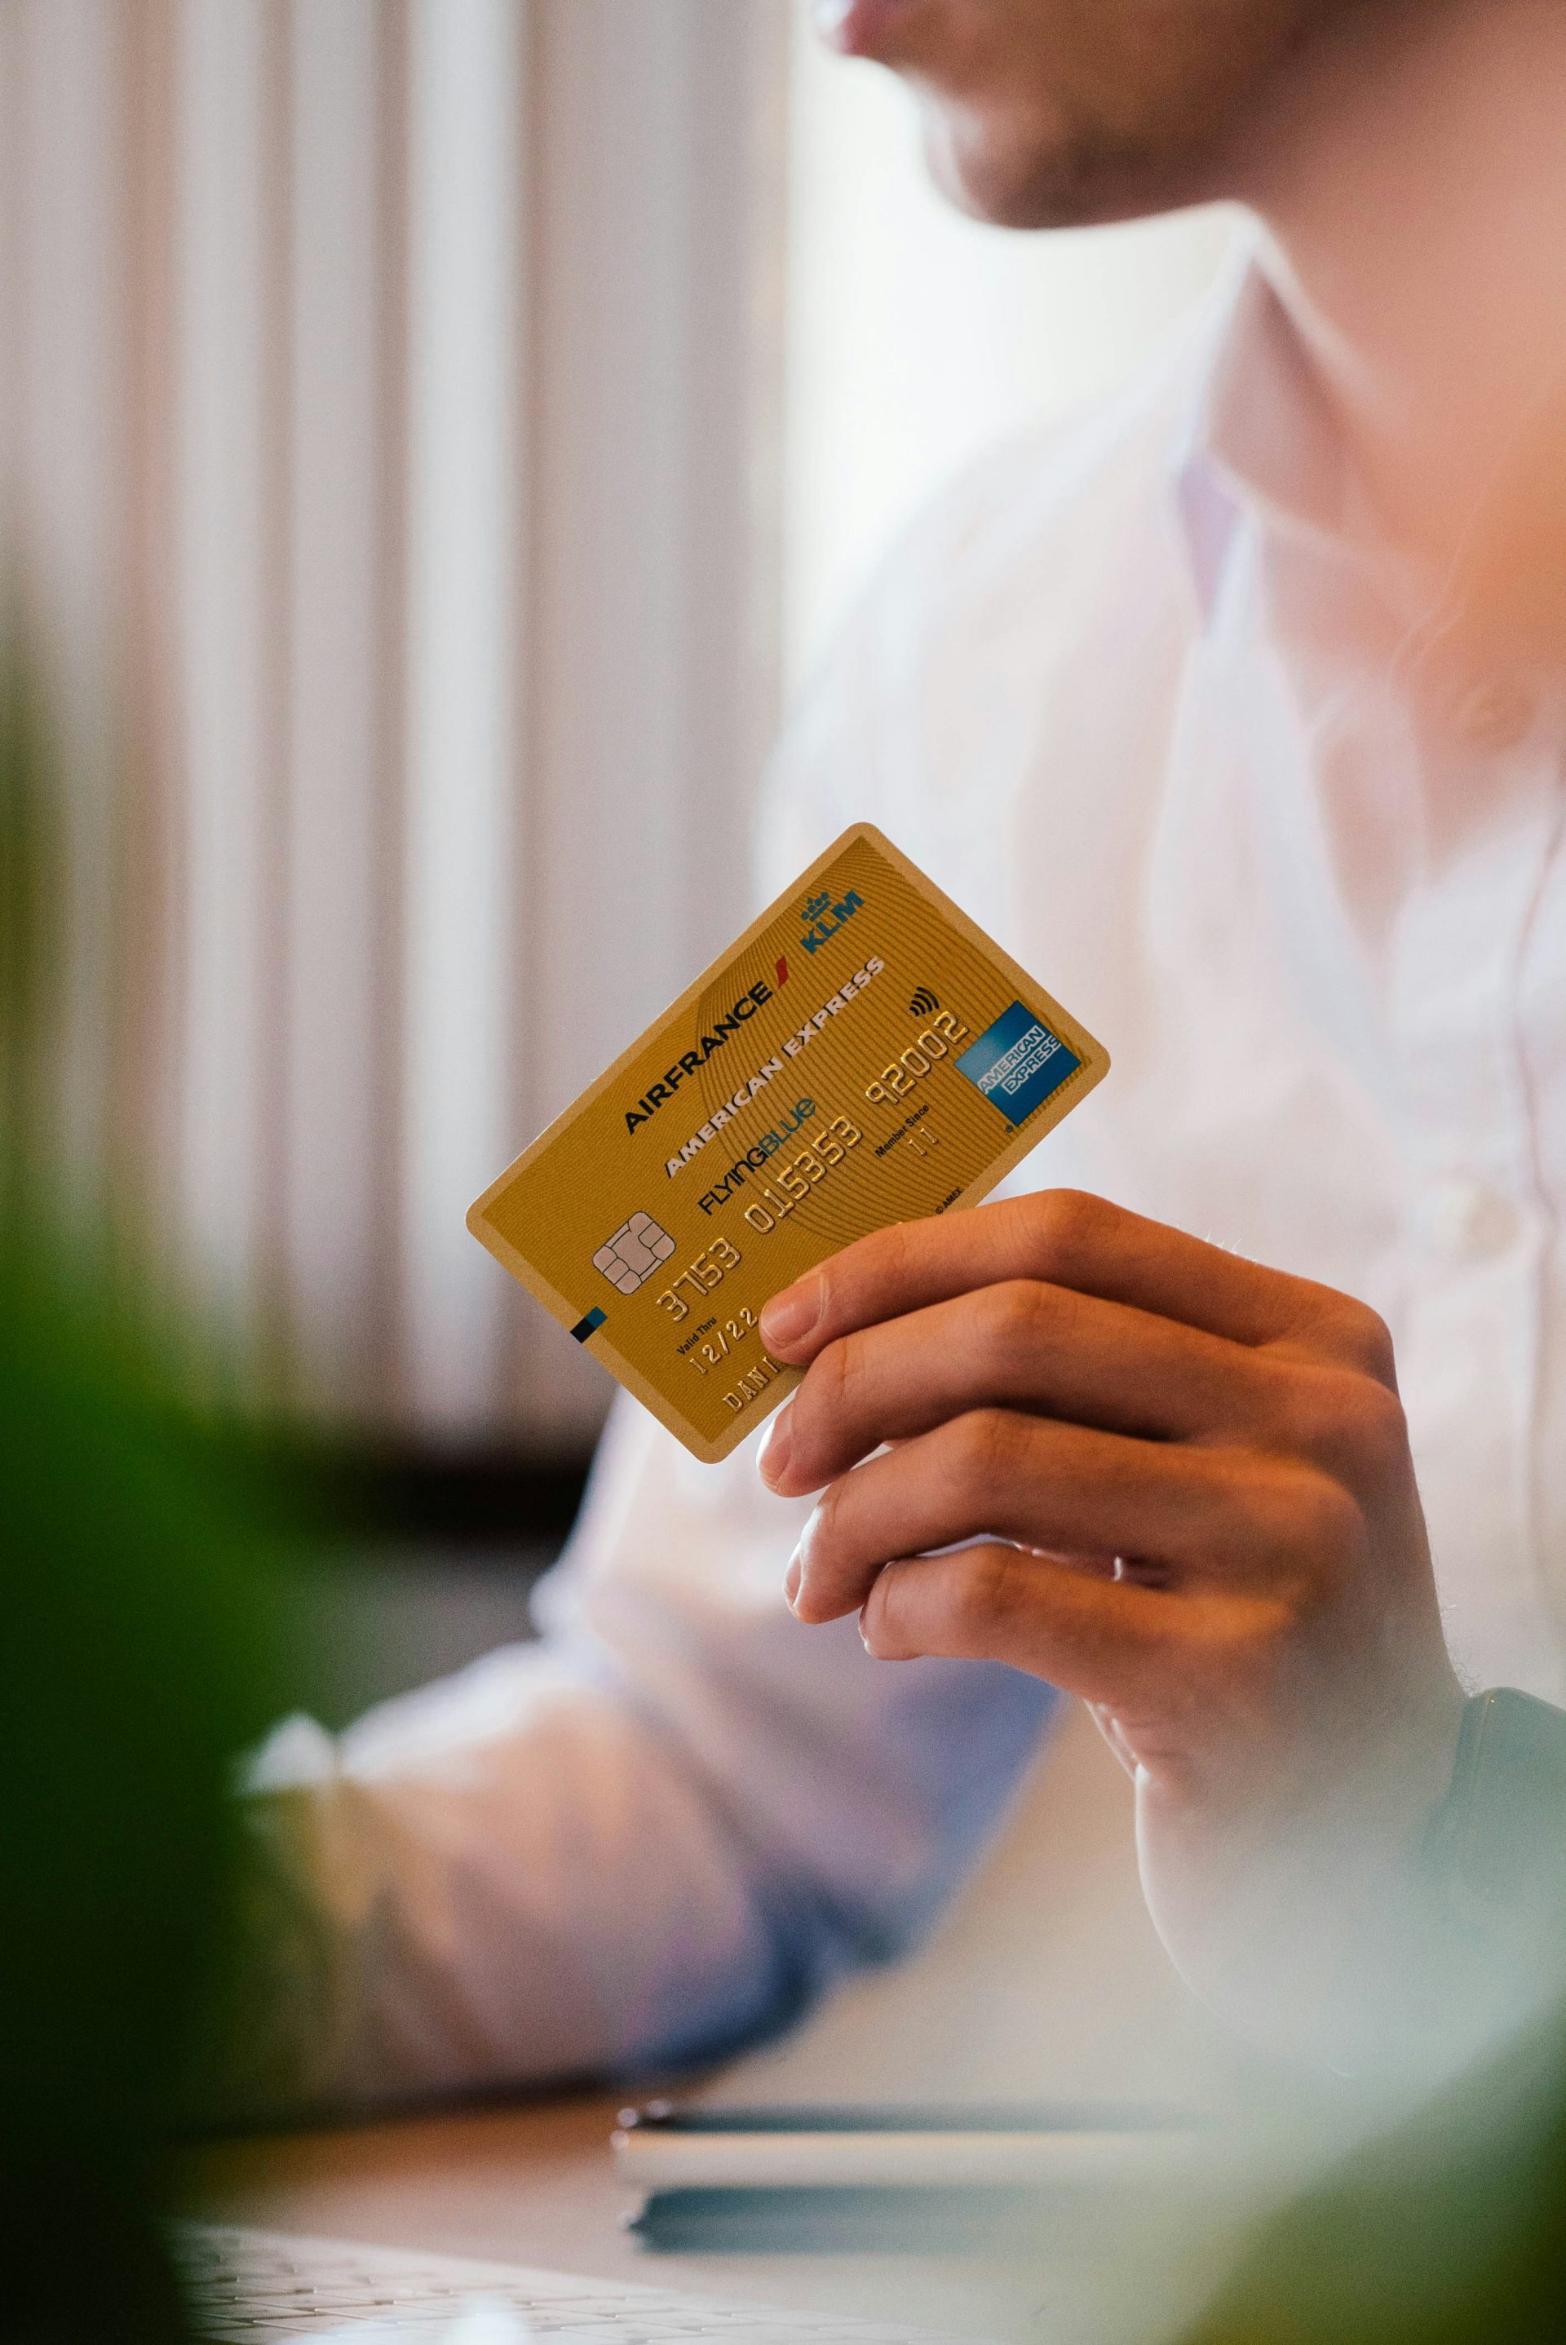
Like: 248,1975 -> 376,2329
1389,718 -> 1564,1697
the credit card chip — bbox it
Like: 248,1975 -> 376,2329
594,1211 -> 677,1295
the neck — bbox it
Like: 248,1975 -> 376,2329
1234,0 -> 1566,659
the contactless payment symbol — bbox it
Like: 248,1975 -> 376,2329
957,1000 -> 1081,1128
593,1210 -> 676,1295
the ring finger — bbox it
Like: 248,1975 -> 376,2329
788,1409 -> 1271,1625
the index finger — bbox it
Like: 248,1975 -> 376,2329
759,1190 -> 1391,1374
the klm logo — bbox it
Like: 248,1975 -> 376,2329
799,886 -> 864,956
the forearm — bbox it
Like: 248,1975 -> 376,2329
212,1613 -> 1051,2119
218,1656 -> 815,2117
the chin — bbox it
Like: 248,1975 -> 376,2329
918,99 -> 1226,231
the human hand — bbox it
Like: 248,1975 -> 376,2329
756,1192 -> 1466,2056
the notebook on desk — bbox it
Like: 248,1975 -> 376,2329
612,2100 -> 1214,2251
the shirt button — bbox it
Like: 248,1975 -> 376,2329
1450,677 -> 1536,752
1418,1177 -> 1519,1262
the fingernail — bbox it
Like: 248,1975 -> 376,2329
784,1544 -> 803,1612
760,1273 -> 823,1351
758,1403 -> 793,1487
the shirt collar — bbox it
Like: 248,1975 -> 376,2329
1168,240 -> 1566,749
1172,239 -> 1370,626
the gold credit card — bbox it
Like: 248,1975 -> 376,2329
468,824 -> 1109,1462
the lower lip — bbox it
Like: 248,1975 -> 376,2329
812,0 -> 917,61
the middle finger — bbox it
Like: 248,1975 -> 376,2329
761,1278 -> 1273,1498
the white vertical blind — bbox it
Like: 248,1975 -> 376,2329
401,0 -> 526,1438
282,0 -> 399,1415
3,0 -> 789,1448
173,0 -> 273,1342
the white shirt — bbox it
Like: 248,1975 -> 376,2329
245,247 -> 1566,2107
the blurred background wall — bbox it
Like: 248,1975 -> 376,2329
0,0 -> 1236,1477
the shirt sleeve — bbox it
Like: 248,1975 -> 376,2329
233,1401 -> 1053,2111
225,558 -> 1060,2116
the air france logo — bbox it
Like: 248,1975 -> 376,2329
799,885 -> 864,956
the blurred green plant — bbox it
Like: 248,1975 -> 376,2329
0,609 -> 284,2341
1182,2007 -> 1566,2343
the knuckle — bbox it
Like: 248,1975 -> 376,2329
1341,1377 -> 1410,1480
1276,1368 -> 1409,1484
1237,1461 -> 1340,1572
980,1279 -> 1050,1369
1207,1593 -> 1298,1692
1025,1188 -> 1103,1284
1197,1585 -> 1276,1657
1330,1298 -> 1398,1384
944,1407 -> 1019,1498
806,1472 -> 851,1561
876,1219 -> 909,1294
873,1217 -> 917,1297
1270,1372 -> 1334,1462
1283,1467 -> 1367,1566
948,1545 -> 1021,1642
822,1228 -> 886,1332
787,1351 -> 837,1473
814,1333 -> 862,1422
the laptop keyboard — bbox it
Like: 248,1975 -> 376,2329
176,2224 -> 990,2344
